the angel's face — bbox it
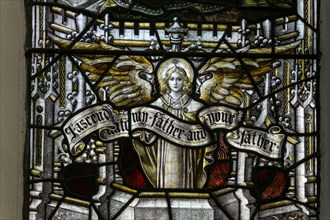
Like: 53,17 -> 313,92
168,71 -> 184,93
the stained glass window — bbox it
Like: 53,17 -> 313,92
25,0 -> 321,219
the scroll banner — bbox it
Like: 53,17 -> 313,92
99,111 -> 129,141
130,107 -> 211,147
226,126 -> 286,159
62,104 -> 285,159
63,104 -> 116,148
198,106 -> 242,130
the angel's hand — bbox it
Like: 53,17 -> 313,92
138,131 -> 157,145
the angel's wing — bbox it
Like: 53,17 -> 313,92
198,41 -> 300,107
49,34 -> 154,107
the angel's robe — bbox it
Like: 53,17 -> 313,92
132,94 -> 216,189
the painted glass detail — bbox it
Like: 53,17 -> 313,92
26,0 -> 320,219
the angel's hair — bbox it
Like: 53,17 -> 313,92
160,66 -> 192,95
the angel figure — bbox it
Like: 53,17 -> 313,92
132,58 -> 216,189
49,33 -> 300,190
